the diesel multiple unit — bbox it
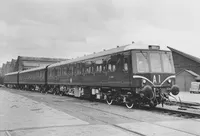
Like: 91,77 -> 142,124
4,43 -> 179,108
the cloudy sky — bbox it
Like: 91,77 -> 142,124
0,0 -> 200,66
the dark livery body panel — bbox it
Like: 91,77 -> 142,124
47,45 -> 132,88
19,66 -> 47,85
4,71 -> 19,86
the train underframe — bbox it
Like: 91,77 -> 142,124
6,83 -> 179,109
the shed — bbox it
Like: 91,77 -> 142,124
176,69 -> 200,92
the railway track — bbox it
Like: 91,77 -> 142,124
60,100 -> 199,136
4,88 -> 200,136
51,98 -> 197,136
142,106 -> 200,119
7,87 -> 200,119
83,98 -> 200,119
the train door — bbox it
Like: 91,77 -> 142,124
107,51 -> 131,87
122,51 -> 132,87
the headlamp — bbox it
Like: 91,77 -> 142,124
168,79 -> 171,83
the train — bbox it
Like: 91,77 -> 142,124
4,43 -> 180,108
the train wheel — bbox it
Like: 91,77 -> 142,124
149,100 -> 157,108
125,102 -> 134,109
59,92 -> 63,96
106,95 -> 113,105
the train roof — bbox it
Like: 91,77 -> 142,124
19,66 -> 47,74
4,71 -> 18,76
48,43 -> 170,68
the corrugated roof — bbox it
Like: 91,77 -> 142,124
185,70 -> 199,77
49,43 -> 170,68
168,46 -> 200,64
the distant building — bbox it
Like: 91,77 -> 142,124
13,56 -> 66,72
10,59 -> 16,72
1,61 -> 12,75
1,64 -> 5,75
168,46 -> 200,92
176,69 -> 199,92
0,67 -> 2,76
1,56 -> 67,76
0,67 -> 3,84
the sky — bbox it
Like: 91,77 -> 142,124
0,0 -> 200,66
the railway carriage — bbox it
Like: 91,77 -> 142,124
4,71 -> 19,88
18,66 -> 47,91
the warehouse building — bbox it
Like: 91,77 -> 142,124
14,56 -> 67,71
1,56 -> 67,75
168,46 -> 200,75
168,46 -> 200,92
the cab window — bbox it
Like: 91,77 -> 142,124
150,53 -> 162,72
136,52 -> 149,72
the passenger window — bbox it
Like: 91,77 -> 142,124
108,64 -> 116,72
112,65 -> 116,72
99,65 -> 102,72
50,70 -> 52,77
108,64 -> 112,71
124,63 -> 128,71
61,68 -> 63,75
89,67 -> 91,73
96,66 -> 99,72
82,68 -> 85,74
123,58 -> 128,72
103,65 -> 106,71
65,67 -> 68,75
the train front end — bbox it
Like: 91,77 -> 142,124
131,45 -> 179,107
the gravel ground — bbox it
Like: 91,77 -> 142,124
1,88 -> 200,136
